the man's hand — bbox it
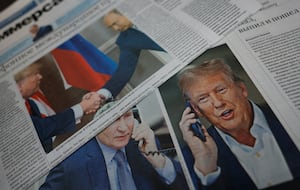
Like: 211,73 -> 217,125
98,94 -> 108,107
131,122 -> 166,168
80,92 -> 101,114
179,107 -> 218,175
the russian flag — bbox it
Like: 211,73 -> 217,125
51,34 -> 117,91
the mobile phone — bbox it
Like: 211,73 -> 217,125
185,101 -> 206,142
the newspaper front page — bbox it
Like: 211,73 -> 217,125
1,0 -> 262,189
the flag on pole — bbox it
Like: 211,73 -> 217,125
51,34 -> 117,91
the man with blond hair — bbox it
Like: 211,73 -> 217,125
178,59 -> 300,189
15,62 -> 101,153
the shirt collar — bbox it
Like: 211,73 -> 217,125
131,24 -> 138,29
250,101 -> 271,136
95,138 -> 126,165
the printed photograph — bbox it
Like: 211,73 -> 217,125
13,8 -> 172,155
0,0 -> 100,65
158,44 -> 300,190
29,91 -> 189,190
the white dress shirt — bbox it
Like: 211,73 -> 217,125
195,102 -> 293,189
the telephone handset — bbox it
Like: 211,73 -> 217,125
185,101 -> 206,142
132,107 -> 144,147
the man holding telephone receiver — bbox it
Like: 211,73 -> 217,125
178,59 -> 300,190
40,101 -> 188,190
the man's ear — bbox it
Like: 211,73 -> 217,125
238,82 -> 248,98
190,102 -> 203,117
17,83 -> 23,95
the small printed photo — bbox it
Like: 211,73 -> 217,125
0,0 -> 36,26
0,0 -> 100,65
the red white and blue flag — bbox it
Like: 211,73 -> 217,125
51,34 -> 117,91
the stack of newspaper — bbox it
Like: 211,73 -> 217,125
1,0 -> 299,189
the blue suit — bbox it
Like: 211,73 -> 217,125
33,25 -> 53,42
40,138 -> 188,190
28,99 -> 76,153
103,28 -> 164,97
183,104 -> 300,190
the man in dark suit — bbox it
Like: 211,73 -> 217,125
30,24 -> 53,42
15,62 -> 101,153
40,102 -> 188,190
178,59 -> 300,189
100,10 -> 165,98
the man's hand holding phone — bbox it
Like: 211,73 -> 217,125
185,101 -> 206,142
132,122 -> 166,168
179,102 -> 218,176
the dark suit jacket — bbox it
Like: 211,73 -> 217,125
28,99 -> 76,153
40,138 -> 188,190
103,28 -> 164,97
183,104 -> 300,190
33,25 -> 53,42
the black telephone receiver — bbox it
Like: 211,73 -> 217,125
185,101 -> 206,142
132,106 -> 145,147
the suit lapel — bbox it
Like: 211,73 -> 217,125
260,105 -> 300,178
125,141 -> 142,189
86,139 -> 111,190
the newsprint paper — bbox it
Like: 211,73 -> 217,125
2,0 -> 299,190
226,0 -> 300,150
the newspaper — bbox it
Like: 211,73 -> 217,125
226,0 -> 300,149
157,2 -> 300,188
0,0 -> 264,189
117,0 -> 260,63
0,0 -> 114,66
